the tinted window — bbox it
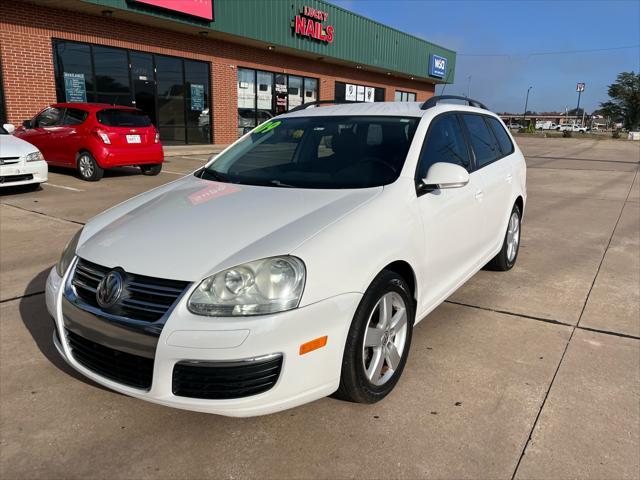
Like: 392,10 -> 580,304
93,45 -> 130,94
487,117 -> 514,155
36,107 -> 64,127
97,109 -> 152,127
462,114 -> 500,167
62,108 -> 88,125
417,114 -> 470,179
202,116 -> 419,189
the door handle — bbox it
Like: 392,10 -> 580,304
505,174 -> 513,183
474,190 -> 484,201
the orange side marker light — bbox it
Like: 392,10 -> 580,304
299,336 -> 328,355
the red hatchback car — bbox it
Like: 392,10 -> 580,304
15,103 -> 163,181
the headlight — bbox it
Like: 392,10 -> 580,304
56,228 -> 82,277
25,151 -> 44,162
188,256 -> 306,316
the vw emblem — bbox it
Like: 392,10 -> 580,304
96,270 -> 124,308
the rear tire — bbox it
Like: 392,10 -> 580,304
140,164 -> 162,176
486,204 -> 521,271
333,270 -> 414,404
77,152 -> 103,182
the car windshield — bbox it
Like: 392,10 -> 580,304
97,109 -> 152,127
200,116 -> 420,189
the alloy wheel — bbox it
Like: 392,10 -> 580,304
506,211 -> 520,262
79,155 -> 94,178
362,292 -> 408,386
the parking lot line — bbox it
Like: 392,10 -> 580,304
44,183 -> 84,192
161,170 -> 185,176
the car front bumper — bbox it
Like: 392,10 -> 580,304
0,160 -> 47,187
46,266 -> 361,416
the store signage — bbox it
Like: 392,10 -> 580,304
576,82 -> 585,92
132,0 -> 213,21
293,6 -> 334,43
429,54 -> 447,78
365,87 -> 375,103
63,72 -> 87,102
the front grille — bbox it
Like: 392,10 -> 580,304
0,174 -> 33,183
172,355 -> 283,400
0,157 -> 20,165
72,258 -> 189,322
66,329 -> 154,389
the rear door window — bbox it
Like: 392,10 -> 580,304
461,114 -> 501,168
486,117 -> 514,156
97,109 -> 152,127
62,108 -> 88,126
416,113 -> 470,180
36,107 -> 64,127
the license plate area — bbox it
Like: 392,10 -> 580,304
126,134 -> 141,144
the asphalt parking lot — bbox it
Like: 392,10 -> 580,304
1,137 -> 639,479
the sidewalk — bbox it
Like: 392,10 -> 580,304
163,144 -> 228,157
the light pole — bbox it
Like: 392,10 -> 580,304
467,75 -> 472,98
522,86 -> 532,127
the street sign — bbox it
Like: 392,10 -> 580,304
576,82 -> 585,92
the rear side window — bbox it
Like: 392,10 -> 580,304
97,109 -> 152,127
461,114 -> 501,167
62,108 -> 88,126
486,117 -> 514,156
417,114 -> 470,180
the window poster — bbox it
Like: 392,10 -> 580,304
64,72 -> 87,103
345,83 -> 357,101
190,84 -> 205,111
365,87 -> 375,103
356,85 -> 365,101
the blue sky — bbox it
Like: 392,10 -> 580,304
331,0 -> 640,113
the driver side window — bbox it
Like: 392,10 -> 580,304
36,107 -> 64,128
416,114 -> 470,180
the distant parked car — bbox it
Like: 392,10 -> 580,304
556,124 -> 587,133
508,123 -> 523,130
12,103 -> 163,181
0,123 -> 48,190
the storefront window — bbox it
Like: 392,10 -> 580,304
288,76 -> 303,111
237,68 -> 317,137
52,39 -> 211,144
395,90 -> 417,102
335,82 -> 385,103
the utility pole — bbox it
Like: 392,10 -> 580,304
576,82 -> 585,125
467,75 -> 472,98
522,86 -> 532,127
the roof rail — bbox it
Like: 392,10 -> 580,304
288,99 -> 363,113
420,95 -> 488,110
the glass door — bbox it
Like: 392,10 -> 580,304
130,52 -> 156,125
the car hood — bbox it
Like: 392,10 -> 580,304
0,134 -> 40,157
77,175 -> 381,281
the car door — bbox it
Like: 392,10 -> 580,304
414,113 -> 488,309
54,107 -> 89,165
17,107 -> 65,163
461,114 -> 514,253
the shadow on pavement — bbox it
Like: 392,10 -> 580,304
19,268 -> 112,393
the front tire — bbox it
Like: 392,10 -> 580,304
77,152 -> 103,182
140,164 -> 162,176
334,270 -> 414,404
486,204 -> 522,271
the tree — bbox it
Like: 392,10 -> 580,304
600,71 -> 640,130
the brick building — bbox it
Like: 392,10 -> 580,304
0,0 -> 456,145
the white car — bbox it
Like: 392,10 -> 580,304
556,124 -> 587,133
46,97 -> 527,417
1,123 -> 48,189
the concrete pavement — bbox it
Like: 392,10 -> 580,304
1,136 -> 638,479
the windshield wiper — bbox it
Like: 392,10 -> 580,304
266,180 -> 296,188
198,169 -> 229,182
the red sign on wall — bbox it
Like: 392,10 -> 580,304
293,6 -> 334,43
133,0 -> 213,21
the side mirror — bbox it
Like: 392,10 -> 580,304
421,162 -> 470,190
3,123 -> 15,134
22,119 -> 33,129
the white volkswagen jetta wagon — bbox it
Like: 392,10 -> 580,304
46,97 -> 526,416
